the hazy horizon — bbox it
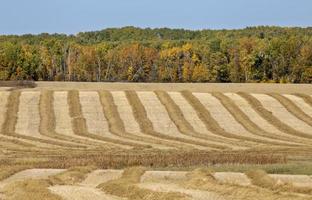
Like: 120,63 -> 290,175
1,0 -> 311,35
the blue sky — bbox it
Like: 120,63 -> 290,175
1,0 -> 311,35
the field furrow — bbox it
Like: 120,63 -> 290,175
169,92 -> 243,149
98,90 -> 166,149
225,93 -> 311,145
54,91 -> 109,148
168,92 -> 210,134
137,91 -> 215,150
251,94 -> 312,135
269,93 -> 312,127
17,91 -> 85,149
283,94 -> 312,121
39,90 -> 88,149
181,91 -> 253,148
125,90 -> 205,150
294,93 -> 312,107
212,92 -> 302,147
0,91 -> 37,148
156,90 -> 233,150
110,91 -> 174,149
193,92 -> 282,146
4,91 -> 72,149
68,90 -> 132,149
238,92 -> 312,140
79,91 -> 151,148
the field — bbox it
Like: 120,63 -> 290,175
0,82 -> 312,199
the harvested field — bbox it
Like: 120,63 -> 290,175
70,90 -> 131,149
54,91 -> 75,137
0,92 -> 9,127
79,91 -> 151,149
137,91 -> 213,150
1,82 -> 312,199
252,94 -> 312,134
283,94 -> 312,120
270,93 -> 312,127
15,91 -> 41,137
110,91 -> 172,149
49,185 -> 122,200
79,91 -> 111,136
0,169 -> 65,190
31,82 -> 312,94
193,93 -> 287,146
2,169 -> 312,200
224,93 -> 308,145
137,91 -> 184,137
14,91 -> 85,149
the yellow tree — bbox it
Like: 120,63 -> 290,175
191,64 -> 209,82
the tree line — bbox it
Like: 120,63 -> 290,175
0,26 -> 311,83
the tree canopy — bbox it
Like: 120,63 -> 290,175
0,26 -> 311,83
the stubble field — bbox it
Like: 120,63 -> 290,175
0,82 -> 312,200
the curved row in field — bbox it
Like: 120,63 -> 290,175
0,90 -> 311,151
251,93 -> 311,134
225,93 -> 312,145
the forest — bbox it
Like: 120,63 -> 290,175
0,26 -> 311,83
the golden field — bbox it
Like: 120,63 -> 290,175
0,82 -> 312,200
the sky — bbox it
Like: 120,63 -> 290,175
0,0 -> 311,35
